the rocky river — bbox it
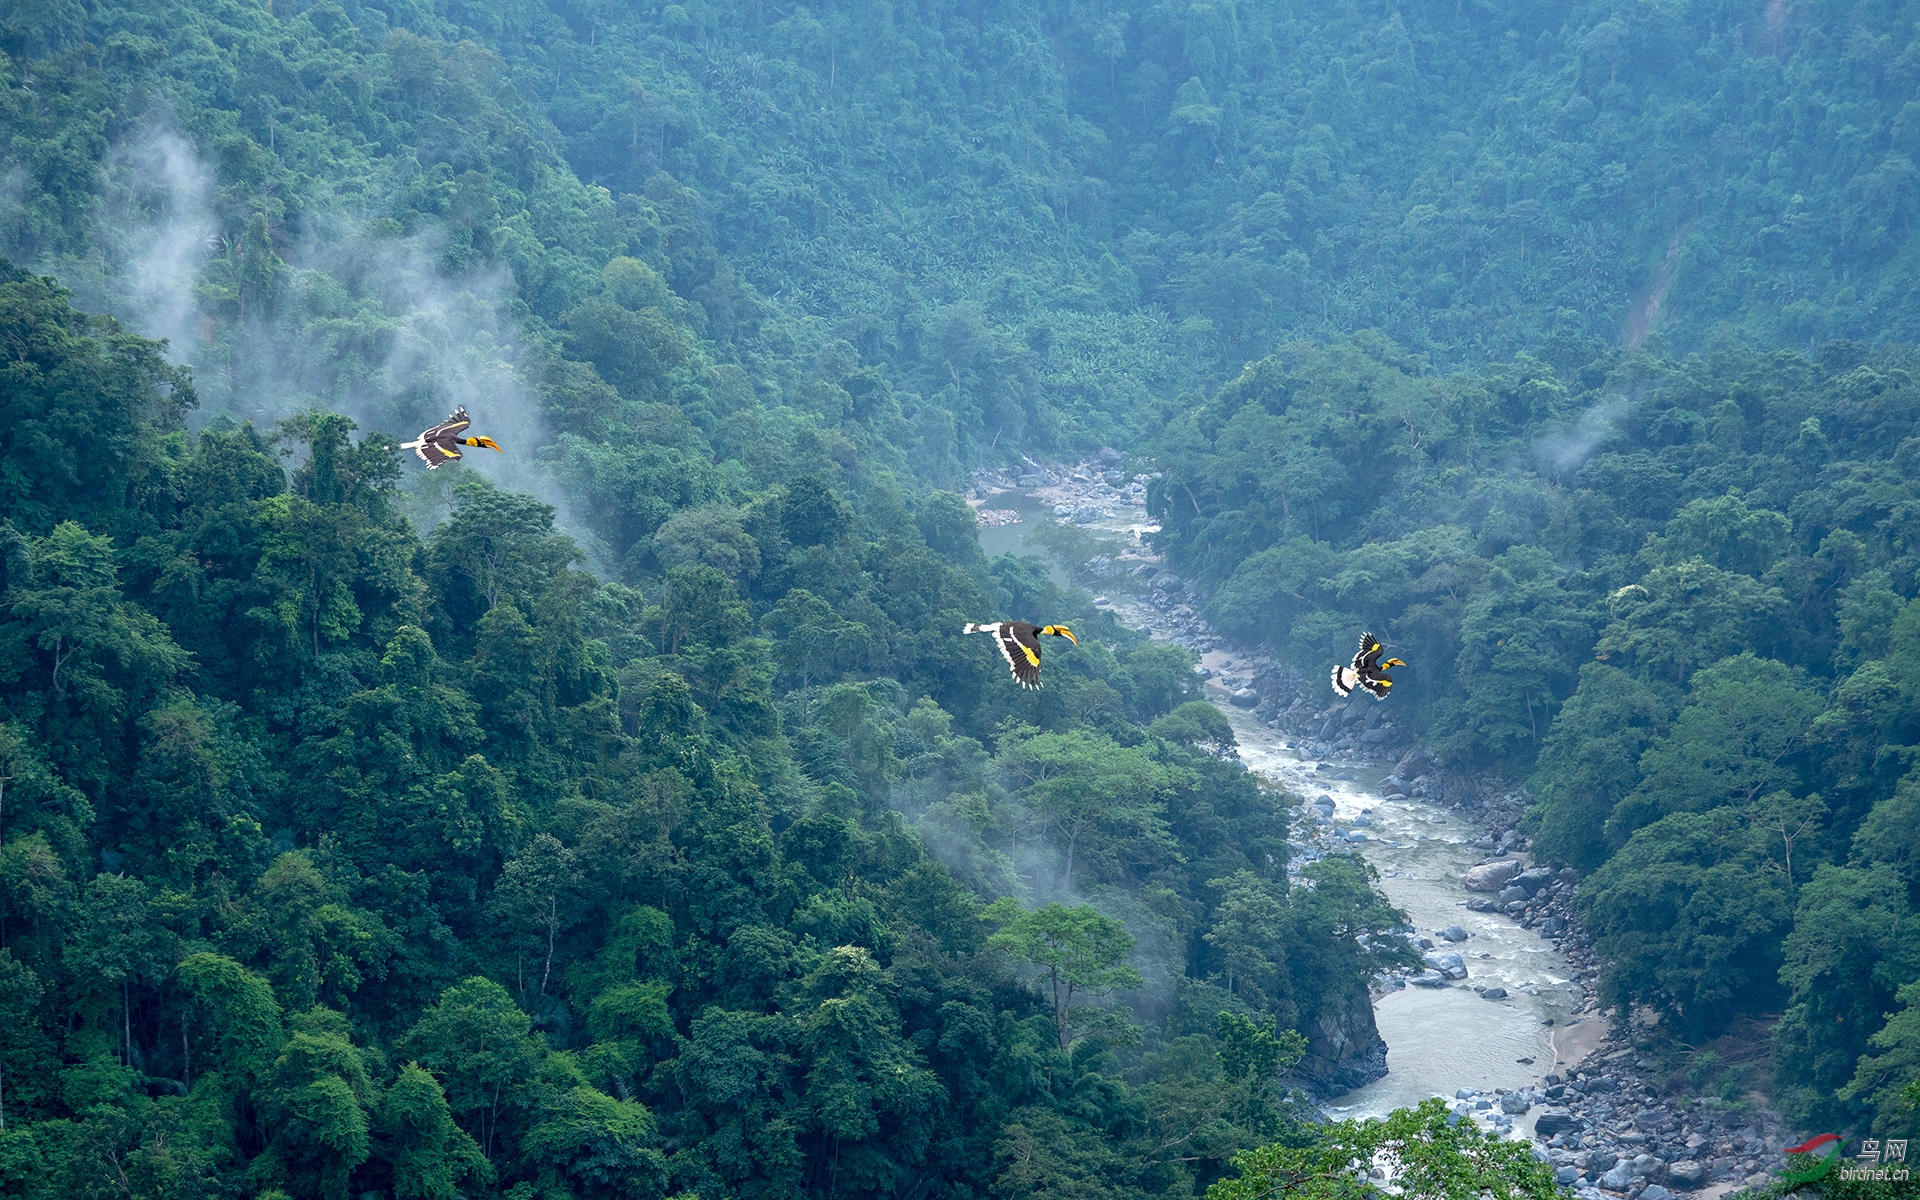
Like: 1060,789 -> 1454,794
967,462 -> 1799,1200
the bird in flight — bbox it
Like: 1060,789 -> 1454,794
1331,631 -> 1404,699
402,407 -> 502,469
964,621 -> 1076,689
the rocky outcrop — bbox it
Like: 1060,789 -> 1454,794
1294,977 -> 1389,1095
1522,1066 -> 1794,1194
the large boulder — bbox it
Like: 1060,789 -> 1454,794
1667,1161 -> 1708,1190
1464,860 -> 1523,891
1497,884 -> 1529,904
1513,866 -> 1556,894
1423,951 -> 1467,979
1499,1092 -> 1530,1114
1533,1109 -> 1579,1136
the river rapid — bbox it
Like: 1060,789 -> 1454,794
969,470 -> 1586,1121
1199,675 -> 1582,1118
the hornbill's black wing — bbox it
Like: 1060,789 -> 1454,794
1351,631 -> 1385,674
404,407 -> 472,468
965,622 -> 1045,689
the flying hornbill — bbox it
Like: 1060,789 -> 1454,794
402,407 -> 502,469
1331,631 -> 1405,700
964,621 -> 1077,689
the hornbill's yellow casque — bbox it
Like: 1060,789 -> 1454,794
402,407 -> 502,469
964,621 -> 1077,689
1331,631 -> 1405,700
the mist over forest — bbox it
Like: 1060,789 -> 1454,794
1,0 -> 1917,1197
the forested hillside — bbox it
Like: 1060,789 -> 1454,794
1146,332 -> 1920,1134
0,260 -> 1431,1196
430,0 -> 1920,435
6,0 -> 1920,464
4,0 -> 1920,1192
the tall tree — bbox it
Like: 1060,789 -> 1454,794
988,901 -> 1143,1052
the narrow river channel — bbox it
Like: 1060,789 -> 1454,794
974,478 -> 1585,1123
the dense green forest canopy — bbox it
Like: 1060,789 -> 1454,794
0,260 -> 1421,1197
5,0 -> 1920,466
5,0 -> 1920,1194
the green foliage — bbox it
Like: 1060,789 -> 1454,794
520,1085 -> 667,1200
1841,979 -> 1920,1135
1604,654 -> 1823,845
1577,809 -> 1792,1035
378,1063 -> 493,1200
1205,1098 -> 1559,1200
1151,701 -> 1238,754
253,1008 -> 378,1200
1772,865 -> 1920,1130
1214,1012 -> 1309,1139
1145,304 -> 1920,1125
1205,872 -> 1293,1015
0,266 -> 192,541
1527,664 -> 1673,870
988,901 -> 1144,1052
993,728 -> 1187,893
399,977 -> 543,1163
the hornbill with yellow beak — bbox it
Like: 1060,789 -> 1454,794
1331,630 -> 1405,699
964,621 -> 1077,689
402,407 -> 502,469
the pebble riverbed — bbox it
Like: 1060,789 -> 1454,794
968,461 -> 1800,1200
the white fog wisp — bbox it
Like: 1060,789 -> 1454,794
1533,397 -> 1627,479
